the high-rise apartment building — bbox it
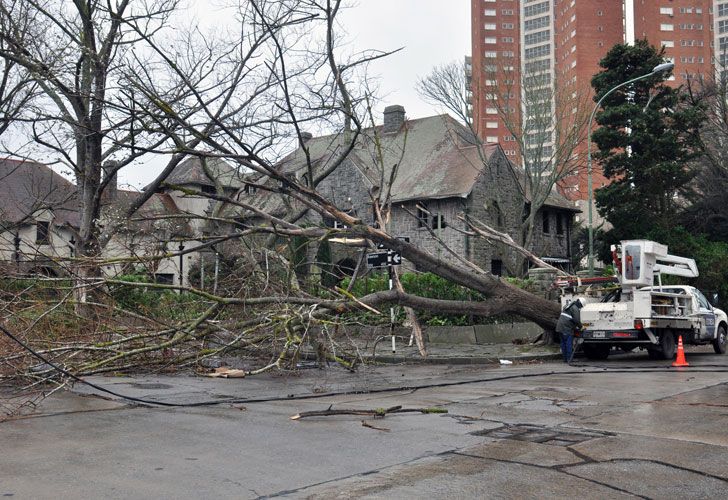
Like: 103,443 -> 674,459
471,0 -> 721,204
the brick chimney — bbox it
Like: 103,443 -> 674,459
383,105 -> 405,133
102,160 -> 119,199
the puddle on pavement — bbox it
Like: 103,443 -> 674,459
127,383 -> 174,390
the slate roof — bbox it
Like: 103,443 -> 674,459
0,158 -> 191,234
156,157 -> 243,189
0,159 -> 80,227
274,113 -> 578,212
276,114 -> 501,203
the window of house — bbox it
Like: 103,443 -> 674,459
417,203 -> 429,228
154,273 -> 175,285
542,211 -> 550,234
484,9 -> 496,16
491,259 -> 503,277
486,121 -> 499,128
556,213 -> 564,235
36,221 -> 50,245
489,200 -> 504,228
484,37 -> 497,44
484,23 -> 497,30
660,23 -> 674,31
660,7 -> 674,15
486,136 -> 498,143
200,184 -> 215,194
244,183 -> 257,195
431,214 -> 447,230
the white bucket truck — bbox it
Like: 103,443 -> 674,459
572,240 -> 727,360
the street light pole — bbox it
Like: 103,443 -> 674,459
586,62 -> 674,276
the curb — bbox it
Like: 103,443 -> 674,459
300,350 -> 562,365
363,352 -> 563,365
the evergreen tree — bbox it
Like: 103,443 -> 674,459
591,40 -> 704,243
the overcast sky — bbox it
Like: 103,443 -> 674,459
124,1 -> 471,188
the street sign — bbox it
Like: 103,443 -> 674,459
367,251 -> 390,269
367,250 -> 402,269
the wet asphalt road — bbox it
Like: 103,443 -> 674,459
2,346 -> 728,499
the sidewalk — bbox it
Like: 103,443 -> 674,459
314,336 -> 562,365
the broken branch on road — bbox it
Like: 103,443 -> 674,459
290,405 -> 448,420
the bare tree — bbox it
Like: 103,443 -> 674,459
0,1 -> 568,401
416,59 -> 591,256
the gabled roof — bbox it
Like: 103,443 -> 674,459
157,157 -> 243,190
0,158 -> 192,234
276,114 -> 502,203
0,159 -> 80,227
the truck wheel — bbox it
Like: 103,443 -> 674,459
583,344 -> 610,360
713,325 -> 727,354
660,332 -> 676,360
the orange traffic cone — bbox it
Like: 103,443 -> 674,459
672,335 -> 689,367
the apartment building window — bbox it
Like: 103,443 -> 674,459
502,23 -> 515,29
486,121 -> 499,129
524,1 -> 549,18
525,59 -> 551,72
525,44 -> 550,59
486,107 -> 498,114
485,79 -> 497,85
661,40 -> 674,47
484,9 -> 496,16
484,51 -> 497,58
719,4 -> 728,17
484,37 -> 497,44
660,7 -> 674,15
661,24 -> 674,31
720,20 -> 728,34
502,37 -> 514,43
502,50 -> 515,58
486,136 -> 498,143
524,29 -> 550,45
696,8 -> 702,14
502,9 -> 515,15
524,15 -> 549,31
484,23 -> 496,30
679,7 -> 693,14
36,221 -> 50,245
597,10 -> 603,16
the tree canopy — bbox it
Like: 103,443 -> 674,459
591,40 -> 704,243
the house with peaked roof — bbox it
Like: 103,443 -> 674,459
238,106 -> 579,276
0,156 -> 243,286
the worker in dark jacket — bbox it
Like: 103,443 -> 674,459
556,298 -> 584,363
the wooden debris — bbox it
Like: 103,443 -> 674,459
204,367 -> 247,378
290,405 -> 447,420
361,420 -> 390,432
